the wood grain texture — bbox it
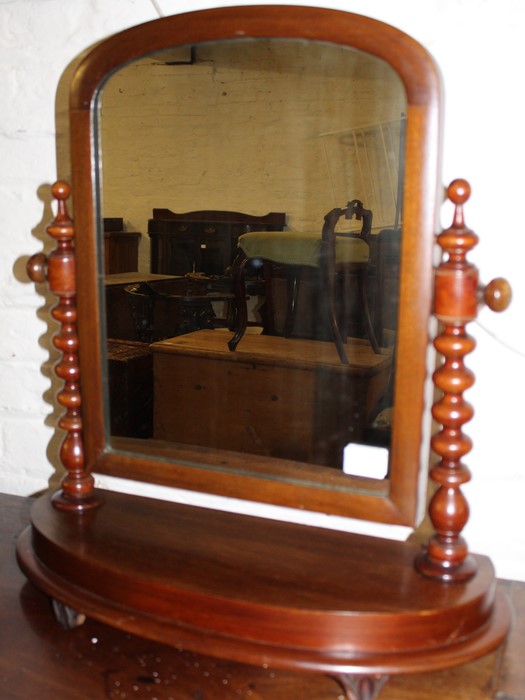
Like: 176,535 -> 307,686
417,180 -> 479,581
0,494 -> 521,699
417,181 -> 511,582
27,182 -> 101,513
21,8 -> 513,698
66,5 -> 442,526
16,490 -> 510,681
152,331 -> 391,466
152,329 -> 391,373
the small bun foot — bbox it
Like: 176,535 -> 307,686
333,674 -> 389,700
51,599 -> 86,630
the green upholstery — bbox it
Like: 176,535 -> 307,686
238,231 -> 369,267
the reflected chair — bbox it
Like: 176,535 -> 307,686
228,200 -> 380,364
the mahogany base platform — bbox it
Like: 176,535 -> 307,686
16,490 -> 510,700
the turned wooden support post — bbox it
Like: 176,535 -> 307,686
416,179 -> 511,582
27,182 -> 102,512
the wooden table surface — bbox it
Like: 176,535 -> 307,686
1,492 -> 523,699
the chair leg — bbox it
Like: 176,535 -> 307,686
330,312 -> 350,364
262,260 -> 276,335
358,269 -> 381,354
372,264 -> 384,348
228,253 -> 249,352
284,267 -> 301,338
322,254 -> 349,365
339,270 -> 350,340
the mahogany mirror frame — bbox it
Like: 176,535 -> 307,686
69,5 -> 442,526
20,8 -> 515,699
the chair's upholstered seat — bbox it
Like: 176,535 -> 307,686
238,231 -> 369,267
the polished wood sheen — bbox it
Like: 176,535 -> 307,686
2,494 -> 523,699
16,490 -> 510,688
416,180 -> 511,582
26,182 -> 101,512
21,7 -> 513,700
21,179 -> 512,695
69,4 -> 443,526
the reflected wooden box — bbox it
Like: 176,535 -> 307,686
107,339 -> 153,439
151,330 -> 391,468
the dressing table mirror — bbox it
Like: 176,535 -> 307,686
18,6 -> 513,699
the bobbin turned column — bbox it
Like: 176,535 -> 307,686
27,181 -> 102,512
416,179 -> 511,582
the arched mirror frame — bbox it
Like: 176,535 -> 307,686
70,5 -> 441,526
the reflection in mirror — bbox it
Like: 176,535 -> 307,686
98,38 -> 406,480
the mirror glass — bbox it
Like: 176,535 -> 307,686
97,38 -> 406,483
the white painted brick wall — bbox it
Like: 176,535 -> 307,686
0,0 -> 157,496
100,41 -> 404,248
1,0 -> 524,581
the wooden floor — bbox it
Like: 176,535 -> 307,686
1,492 -> 523,699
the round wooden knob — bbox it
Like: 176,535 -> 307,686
27,252 -> 48,283
447,178 -> 471,205
51,180 -> 71,201
483,277 -> 512,312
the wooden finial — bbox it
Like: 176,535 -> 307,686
51,180 -> 71,200
448,178 -> 470,227
29,181 -> 102,513
416,179 -> 479,582
416,179 -> 512,582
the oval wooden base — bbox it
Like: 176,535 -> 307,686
17,491 -> 510,682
